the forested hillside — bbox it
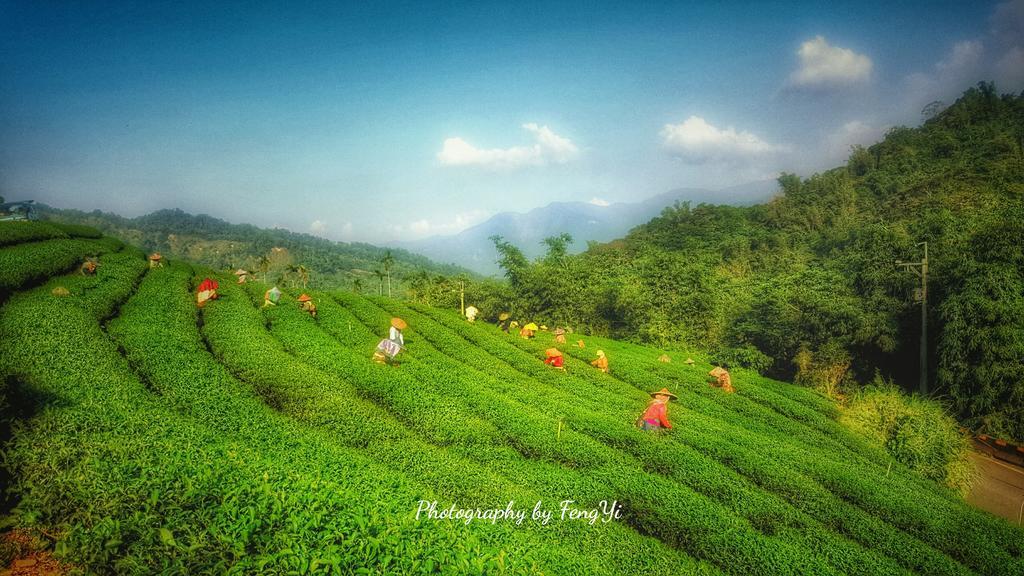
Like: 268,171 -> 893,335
37,207 -> 470,292
489,84 -> 1024,442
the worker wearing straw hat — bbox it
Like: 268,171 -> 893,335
297,294 -> 317,317
590,350 -> 609,373
638,388 -> 677,430
709,365 -> 734,393
263,286 -> 282,308
543,348 -> 565,370
498,312 -> 511,332
80,258 -> 98,276
520,322 -> 538,339
148,253 -> 164,268
553,327 -> 567,344
373,317 -> 407,364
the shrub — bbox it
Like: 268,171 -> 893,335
840,379 -> 975,495
710,345 -> 772,373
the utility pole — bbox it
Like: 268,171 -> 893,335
896,241 -> 928,395
460,280 -> 465,317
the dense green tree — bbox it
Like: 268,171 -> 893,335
490,86 -> 1024,439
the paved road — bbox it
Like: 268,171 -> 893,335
967,451 -> 1024,526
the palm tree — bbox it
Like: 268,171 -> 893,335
297,264 -> 309,289
374,269 -> 384,296
382,250 -> 395,297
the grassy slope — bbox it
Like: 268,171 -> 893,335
0,225 -> 1021,574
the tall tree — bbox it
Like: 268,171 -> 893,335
382,250 -> 395,297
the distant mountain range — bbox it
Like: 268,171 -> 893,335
392,181 -> 779,275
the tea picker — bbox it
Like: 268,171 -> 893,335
520,322 -> 538,339
708,365 -> 734,393
373,317 -> 407,365
464,305 -> 479,323
234,269 -> 253,284
590,350 -> 609,373
544,348 -> 565,370
263,286 -> 282,307
638,388 -> 676,431
80,258 -> 98,275
297,293 -> 317,317
196,278 -> 219,308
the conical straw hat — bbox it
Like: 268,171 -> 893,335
391,317 -> 407,330
545,348 -> 563,358
498,312 -> 510,321
524,322 -> 538,331
297,294 -> 312,302
650,388 -> 678,400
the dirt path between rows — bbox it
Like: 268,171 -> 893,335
966,451 -> 1024,526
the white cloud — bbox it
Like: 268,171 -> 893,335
825,120 -> 889,161
789,36 -> 872,88
409,219 -> 431,235
437,124 -> 579,169
340,221 -> 354,238
938,40 -> 984,76
661,116 -> 786,164
588,197 -> 610,207
904,40 -> 985,110
310,219 -> 327,234
395,209 -> 492,239
995,46 -> 1024,91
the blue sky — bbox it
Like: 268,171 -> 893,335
2,1 -> 1021,243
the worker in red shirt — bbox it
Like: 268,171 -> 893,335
638,388 -> 676,430
543,348 -> 565,370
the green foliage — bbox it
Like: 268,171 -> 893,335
37,206 -> 470,293
43,221 -> 103,238
1,225 -> 1022,574
0,237 -> 122,298
937,204 -> 1024,441
489,86 -> 1024,440
841,381 -> 976,495
0,221 -> 68,247
709,345 -> 772,373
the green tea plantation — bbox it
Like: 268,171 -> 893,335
1,221 -> 1021,575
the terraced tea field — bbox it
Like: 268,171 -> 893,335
1,221 -> 1021,575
